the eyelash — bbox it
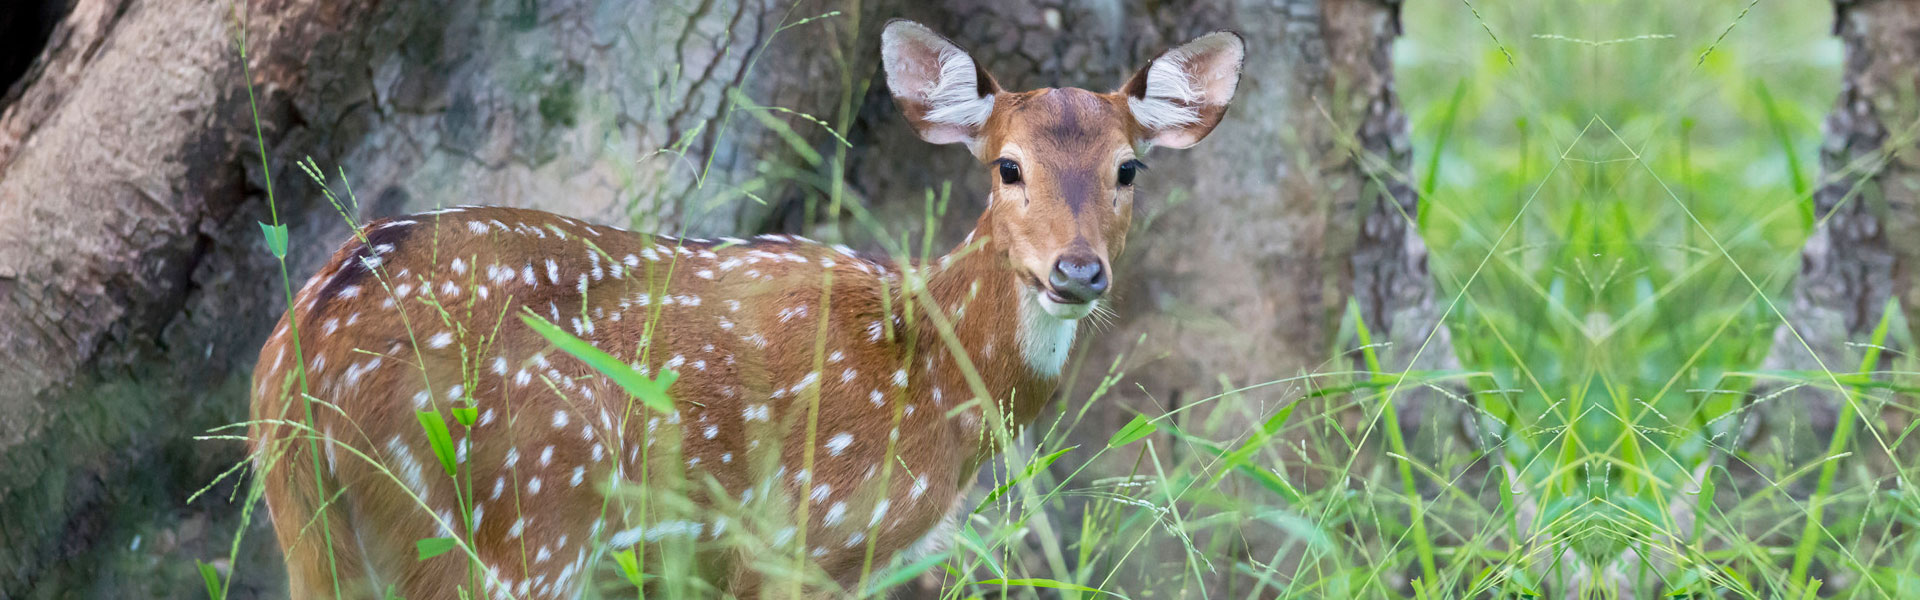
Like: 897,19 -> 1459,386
1118,159 -> 1146,186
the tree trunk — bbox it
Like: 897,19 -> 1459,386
0,0 -> 1435,595
1757,0 -> 1920,456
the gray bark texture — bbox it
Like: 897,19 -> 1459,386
1758,0 -> 1919,458
0,0 -> 1439,595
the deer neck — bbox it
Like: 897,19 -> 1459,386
910,210 -> 1079,439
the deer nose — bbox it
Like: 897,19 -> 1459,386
1048,255 -> 1108,303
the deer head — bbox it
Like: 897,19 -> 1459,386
881,20 -> 1244,322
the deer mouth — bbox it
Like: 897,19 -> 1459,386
1028,276 -> 1097,321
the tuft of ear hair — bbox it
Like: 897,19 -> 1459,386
881,20 -> 1001,152
1121,31 -> 1245,149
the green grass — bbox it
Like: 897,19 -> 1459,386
200,1 -> 1920,598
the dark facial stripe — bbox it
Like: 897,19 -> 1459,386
1056,167 -> 1096,214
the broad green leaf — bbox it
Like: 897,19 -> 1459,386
973,579 -> 1124,598
520,312 -> 676,413
452,406 -> 478,428
197,560 -> 224,600
612,548 -> 650,588
415,410 -> 458,477
258,222 -> 289,258
415,536 -> 457,560
1107,415 -> 1157,448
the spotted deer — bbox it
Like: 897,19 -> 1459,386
250,20 -> 1242,599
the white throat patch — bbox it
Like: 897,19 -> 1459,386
1017,286 -> 1081,378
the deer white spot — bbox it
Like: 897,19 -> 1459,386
721,453 -> 732,463
428,332 -> 454,349
552,410 -> 569,428
386,436 -> 428,502
726,299 -> 742,312
393,282 -> 412,298
870,499 -> 891,527
869,390 -> 885,406
570,466 -> 585,487
892,369 -> 908,387
545,259 -> 561,284
696,269 -> 714,279
824,502 -> 848,527
344,357 -> 381,388
536,546 -> 552,564
336,285 -> 361,300
810,484 -> 833,504
528,477 -> 542,494
509,517 -> 526,539
446,384 -> 464,400
841,368 -> 858,383
514,369 -> 532,387
743,404 -> 770,422
867,321 -> 885,342
539,445 -> 554,467
505,447 -> 520,468
480,408 -> 496,427
825,432 -> 853,456
703,425 -> 718,439
451,257 -> 468,274
411,390 -> 430,409
522,264 -> 538,286
910,475 -> 929,501
491,356 -> 508,376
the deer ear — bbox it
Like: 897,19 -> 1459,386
882,20 -> 1000,152
1121,31 -> 1244,149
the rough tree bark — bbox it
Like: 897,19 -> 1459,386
1757,0 -> 1919,457
0,0 -> 1437,595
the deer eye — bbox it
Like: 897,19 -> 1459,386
995,159 -> 1021,185
1117,159 -> 1145,186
